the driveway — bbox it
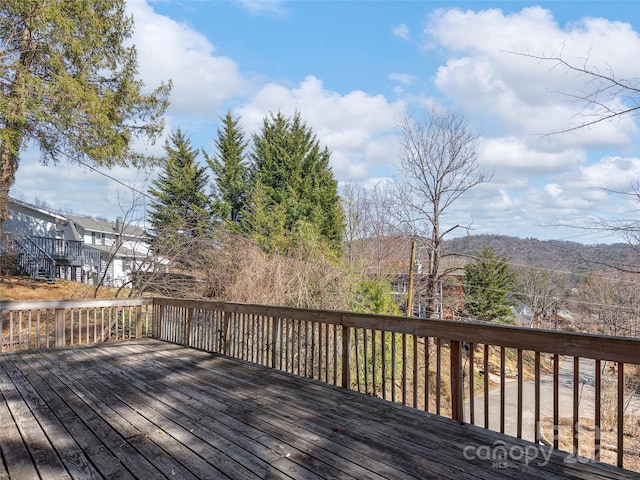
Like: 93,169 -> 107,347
463,357 -> 640,442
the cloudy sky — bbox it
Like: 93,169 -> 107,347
10,0 -> 640,244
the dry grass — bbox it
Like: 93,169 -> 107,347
540,416 -> 640,472
1,275 -> 122,301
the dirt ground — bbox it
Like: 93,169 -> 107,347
0,275 -> 122,301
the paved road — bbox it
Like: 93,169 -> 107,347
463,357 -> 640,442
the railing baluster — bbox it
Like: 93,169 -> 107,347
617,363 -> 624,468
573,356 -> 580,456
392,332 -> 397,404
500,346 -> 505,434
8,311 -> 13,351
411,335 -> 418,408
402,333 -> 407,405
372,329 -> 377,398
424,336 -> 430,412
484,344 -> 489,428
517,349 -> 523,438
354,327 -> 361,392
468,342 -> 475,425
553,353 -> 560,449
534,351 -> 541,444
435,337 -> 441,416
595,358 -> 601,461
382,330 -> 387,400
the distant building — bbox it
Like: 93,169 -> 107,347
1,197 -> 152,287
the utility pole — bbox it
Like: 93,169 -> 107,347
407,239 -> 416,317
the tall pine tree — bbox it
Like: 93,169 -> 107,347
244,112 -> 344,258
0,0 -> 170,229
205,111 -> 249,231
463,246 -> 515,323
147,129 -> 210,246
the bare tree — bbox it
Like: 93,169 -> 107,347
576,272 -> 640,338
341,181 -> 402,276
513,265 -> 565,328
516,51 -> 640,134
393,109 -> 491,317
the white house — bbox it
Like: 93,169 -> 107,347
65,214 -> 152,287
1,197 -> 152,287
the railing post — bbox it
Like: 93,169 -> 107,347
342,323 -> 351,389
271,317 -> 281,369
55,308 -> 66,347
135,306 -> 143,339
155,303 -> 163,339
450,339 -> 463,422
185,307 -> 193,347
222,311 -> 231,355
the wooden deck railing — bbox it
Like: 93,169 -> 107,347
2,296 -> 639,470
0,298 -> 153,350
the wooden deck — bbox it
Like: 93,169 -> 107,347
0,339 -> 636,480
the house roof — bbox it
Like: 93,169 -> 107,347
8,197 -> 69,223
66,214 -> 145,238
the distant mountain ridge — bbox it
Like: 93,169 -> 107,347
443,234 -> 638,275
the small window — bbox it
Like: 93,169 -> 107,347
92,232 -> 104,245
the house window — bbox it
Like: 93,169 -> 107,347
92,232 -> 104,245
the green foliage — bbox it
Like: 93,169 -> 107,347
147,129 -> 210,246
0,0 -> 170,224
244,112 -> 345,259
463,246 -> 515,323
353,280 -> 400,315
205,111 -> 249,232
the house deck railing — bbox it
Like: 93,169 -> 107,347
2,297 -> 639,470
30,236 -> 83,263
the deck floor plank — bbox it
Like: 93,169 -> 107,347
119,343 -> 490,480
66,342 -> 365,480
32,350 -> 222,480
45,348 -> 274,480
19,351 -> 186,480
0,338 -> 637,480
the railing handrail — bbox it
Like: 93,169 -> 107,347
3,296 -> 639,364
152,297 -> 640,364
0,297 -> 153,311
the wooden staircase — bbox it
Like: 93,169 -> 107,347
14,237 -> 56,282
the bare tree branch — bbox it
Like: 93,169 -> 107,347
512,50 -> 640,134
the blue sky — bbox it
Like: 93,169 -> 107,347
10,0 -> 640,244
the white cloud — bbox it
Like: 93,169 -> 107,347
574,156 -> 640,191
424,6 -> 640,148
127,1 -> 249,116
235,0 -> 289,18
11,149 -> 154,221
389,73 -> 415,85
236,76 -> 406,181
480,137 -> 585,176
392,23 -> 410,40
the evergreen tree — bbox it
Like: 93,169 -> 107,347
147,129 -> 210,245
244,112 -> 345,258
205,111 -> 249,231
463,246 -> 515,323
0,0 -> 170,228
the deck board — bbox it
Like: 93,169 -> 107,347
0,339 -> 637,480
